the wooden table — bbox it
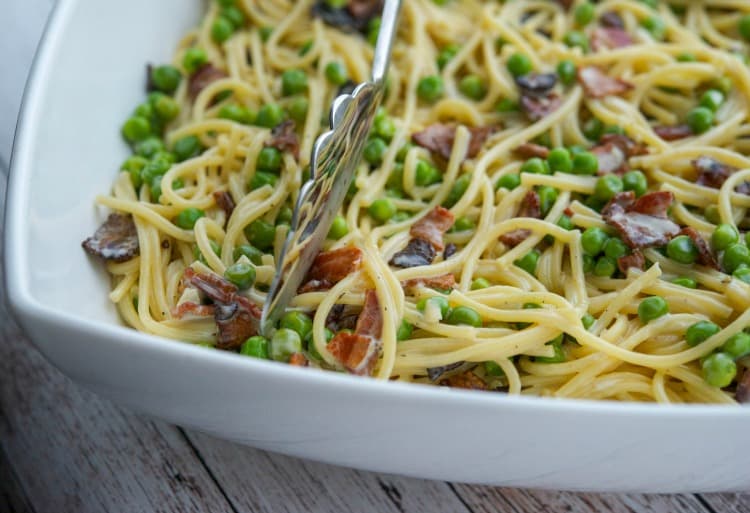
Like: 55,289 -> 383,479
1,2 -> 748,512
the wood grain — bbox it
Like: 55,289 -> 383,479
0,450 -> 34,513
700,494 -> 750,513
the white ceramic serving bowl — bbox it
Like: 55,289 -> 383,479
5,0 -> 750,493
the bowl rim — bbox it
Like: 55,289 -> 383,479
5,0 -> 749,419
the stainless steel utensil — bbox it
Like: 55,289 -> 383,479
260,0 -> 403,337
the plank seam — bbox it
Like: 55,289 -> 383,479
177,428 -> 241,513
695,494 -> 720,513
446,482 -> 479,513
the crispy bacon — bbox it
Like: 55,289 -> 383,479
410,206 -> 455,251
441,371 -> 487,390
680,227 -> 719,269
500,191 -> 541,247
515,73 -> 557,97
514,142 -> 550,159
213,190 -> 235,218
601,133 -> 649,157
617,250 -> 645,274
654,124 -> 693,141
427,361 -> 468,382
183,268 -> 261,349
591,27 -> 633,51
302,246 -> 363,291
188,64 -> 228,100
401,274 -> 456,293
412,124 -> 496,160
289,352 -> 309,367
736,368 -> 750,403
443,243 -> 457,259
691,156 -> 749,193
554,0 -> 573,10
499,230 -> 531,248
577,66 -> 633,99
171,301 -> 215,320
266,120 -> 300,159
327,290 -> 382,375
347,0 -> 383,20
82,213 -> 139,262
602,191 -> 680,248
389,238 -> 436,268
600,11 -> 625,29
312,1 -> 382,33
592,142 -> 627,175
520,92 -> 562,121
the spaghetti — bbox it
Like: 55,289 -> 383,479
84,0 -> 750,403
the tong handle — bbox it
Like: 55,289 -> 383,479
371,0 -> 402,85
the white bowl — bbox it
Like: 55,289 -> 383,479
6,0 -> 750,493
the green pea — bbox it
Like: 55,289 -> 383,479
556,60 -> 577,86
547,147 -> 573,173
141,157 -> 171,183
676,53 -> 696,62
415,160 -> 442,186
240,336 -> 269,359
685,320 -> 720,347
288,96 -> 309,123
153,95 -> 180,121
328,215 -> 348,240
396,320 -> 414,341
183,48 -> 208,74
445,306 -> 482,327
583,118 -> 604,140
711,223 -> 739,251
638,0 -> 658,8
521,157 -> 548,175
571,151 -> 599,176
459,75 -> 487,101
244,219 -> 276,250
149,174 -> 163,202
574,2 -> 595,26
484,361 -> 505,377
514,249 -> 540,276
581,227 -> 610,256
281,69 -> 307,96
417,296 -> 450,319
699,89 -> 725,112
173,135 -> 203,162
538,186 -> 558,216
666,235 -> 699,264
496,98 -> 519,113
739,14 -> 750,41
275,205 -> 293,226
603,237 -> 629,259
622,170 -> 648,196
417,75 -> 444,103
224,261 -> 256,290
496,173 -> 521,190
233,244 -> 263,265
506,53 -> 532,77
638,296 -> 669,323
212,16 -> 235,43
704,205 -> 721,224
563,31 -> 589,52
536,335 -> 566,363
150,65 -> 182,94
122,116 -> 151,143
249,171 -> 278,190
593,255 -> 617,277
452,216 -> 475,232
280,311 -> 313,340
641,16 -> 666,40
174,208 -> 206,230
723,332 -> 750,360
733,266 -> 750,283
121,156 -> 148,188
218,103 -> 254,125
368,198 -> 396,223
134,101 -> 154,119
255,103 -> 285,128
444,173 -> 471,208
582,313 -> 595,330
270,328 -> 303,362
582,254 -> 595,273
702,352 -> 737,388
722,243 -> 750,274
363,137 -> 387,165
221,6 -> 245,29
557,214 -> 574,231
324,0 -> 347,7
256,147 -> 282,173
594,174 -> 624,202
134,137 -> 165,159
373,117 -> 396,142
672,276 -> 697,288
686,106 -> 714,134
437,44 -> 460,70
471,278 -> 491,290
259,26 -> 273,42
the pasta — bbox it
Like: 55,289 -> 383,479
84,0 -> 750,404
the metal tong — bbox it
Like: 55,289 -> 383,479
260,0 -> 403,337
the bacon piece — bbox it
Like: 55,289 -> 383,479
171,301 -> 216,320
600,133 -> 649,157
213,190 -> 235,218
389,238 -> 436,268
327,290 -> 382,375
617,250 -> 645,274
600,11 -> 625,29
289,352 -> 309,367
412,124 -> 496,160
499,230 -> 531,248
441,371 -> 487,390
602,191 -> 681,249
427,361 -> 468,382
577,66 -> 633,99
680,227 -> 719,270
183,268 -> 261,349
410,206 -> 455,251
500,191 -> 541,247
402,274 -> 456,293
302,246 -> 363,291
266,120 -> 300,159
592,142 -> 627,175
736,368 -> 750,403
443,243 -> 457,260
514,142 -> 550,159
82,213 -> 140,262
654,124 -> 692,141
591,27 -> 633,51
515,73 -> 557,97
693,156 -> 737,190
188,64 -> 228,100
347,0 -> 383,21
555,0 -> 573,10
520,92 -> 562,121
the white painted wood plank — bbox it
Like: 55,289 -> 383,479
700,494 -> 750,513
